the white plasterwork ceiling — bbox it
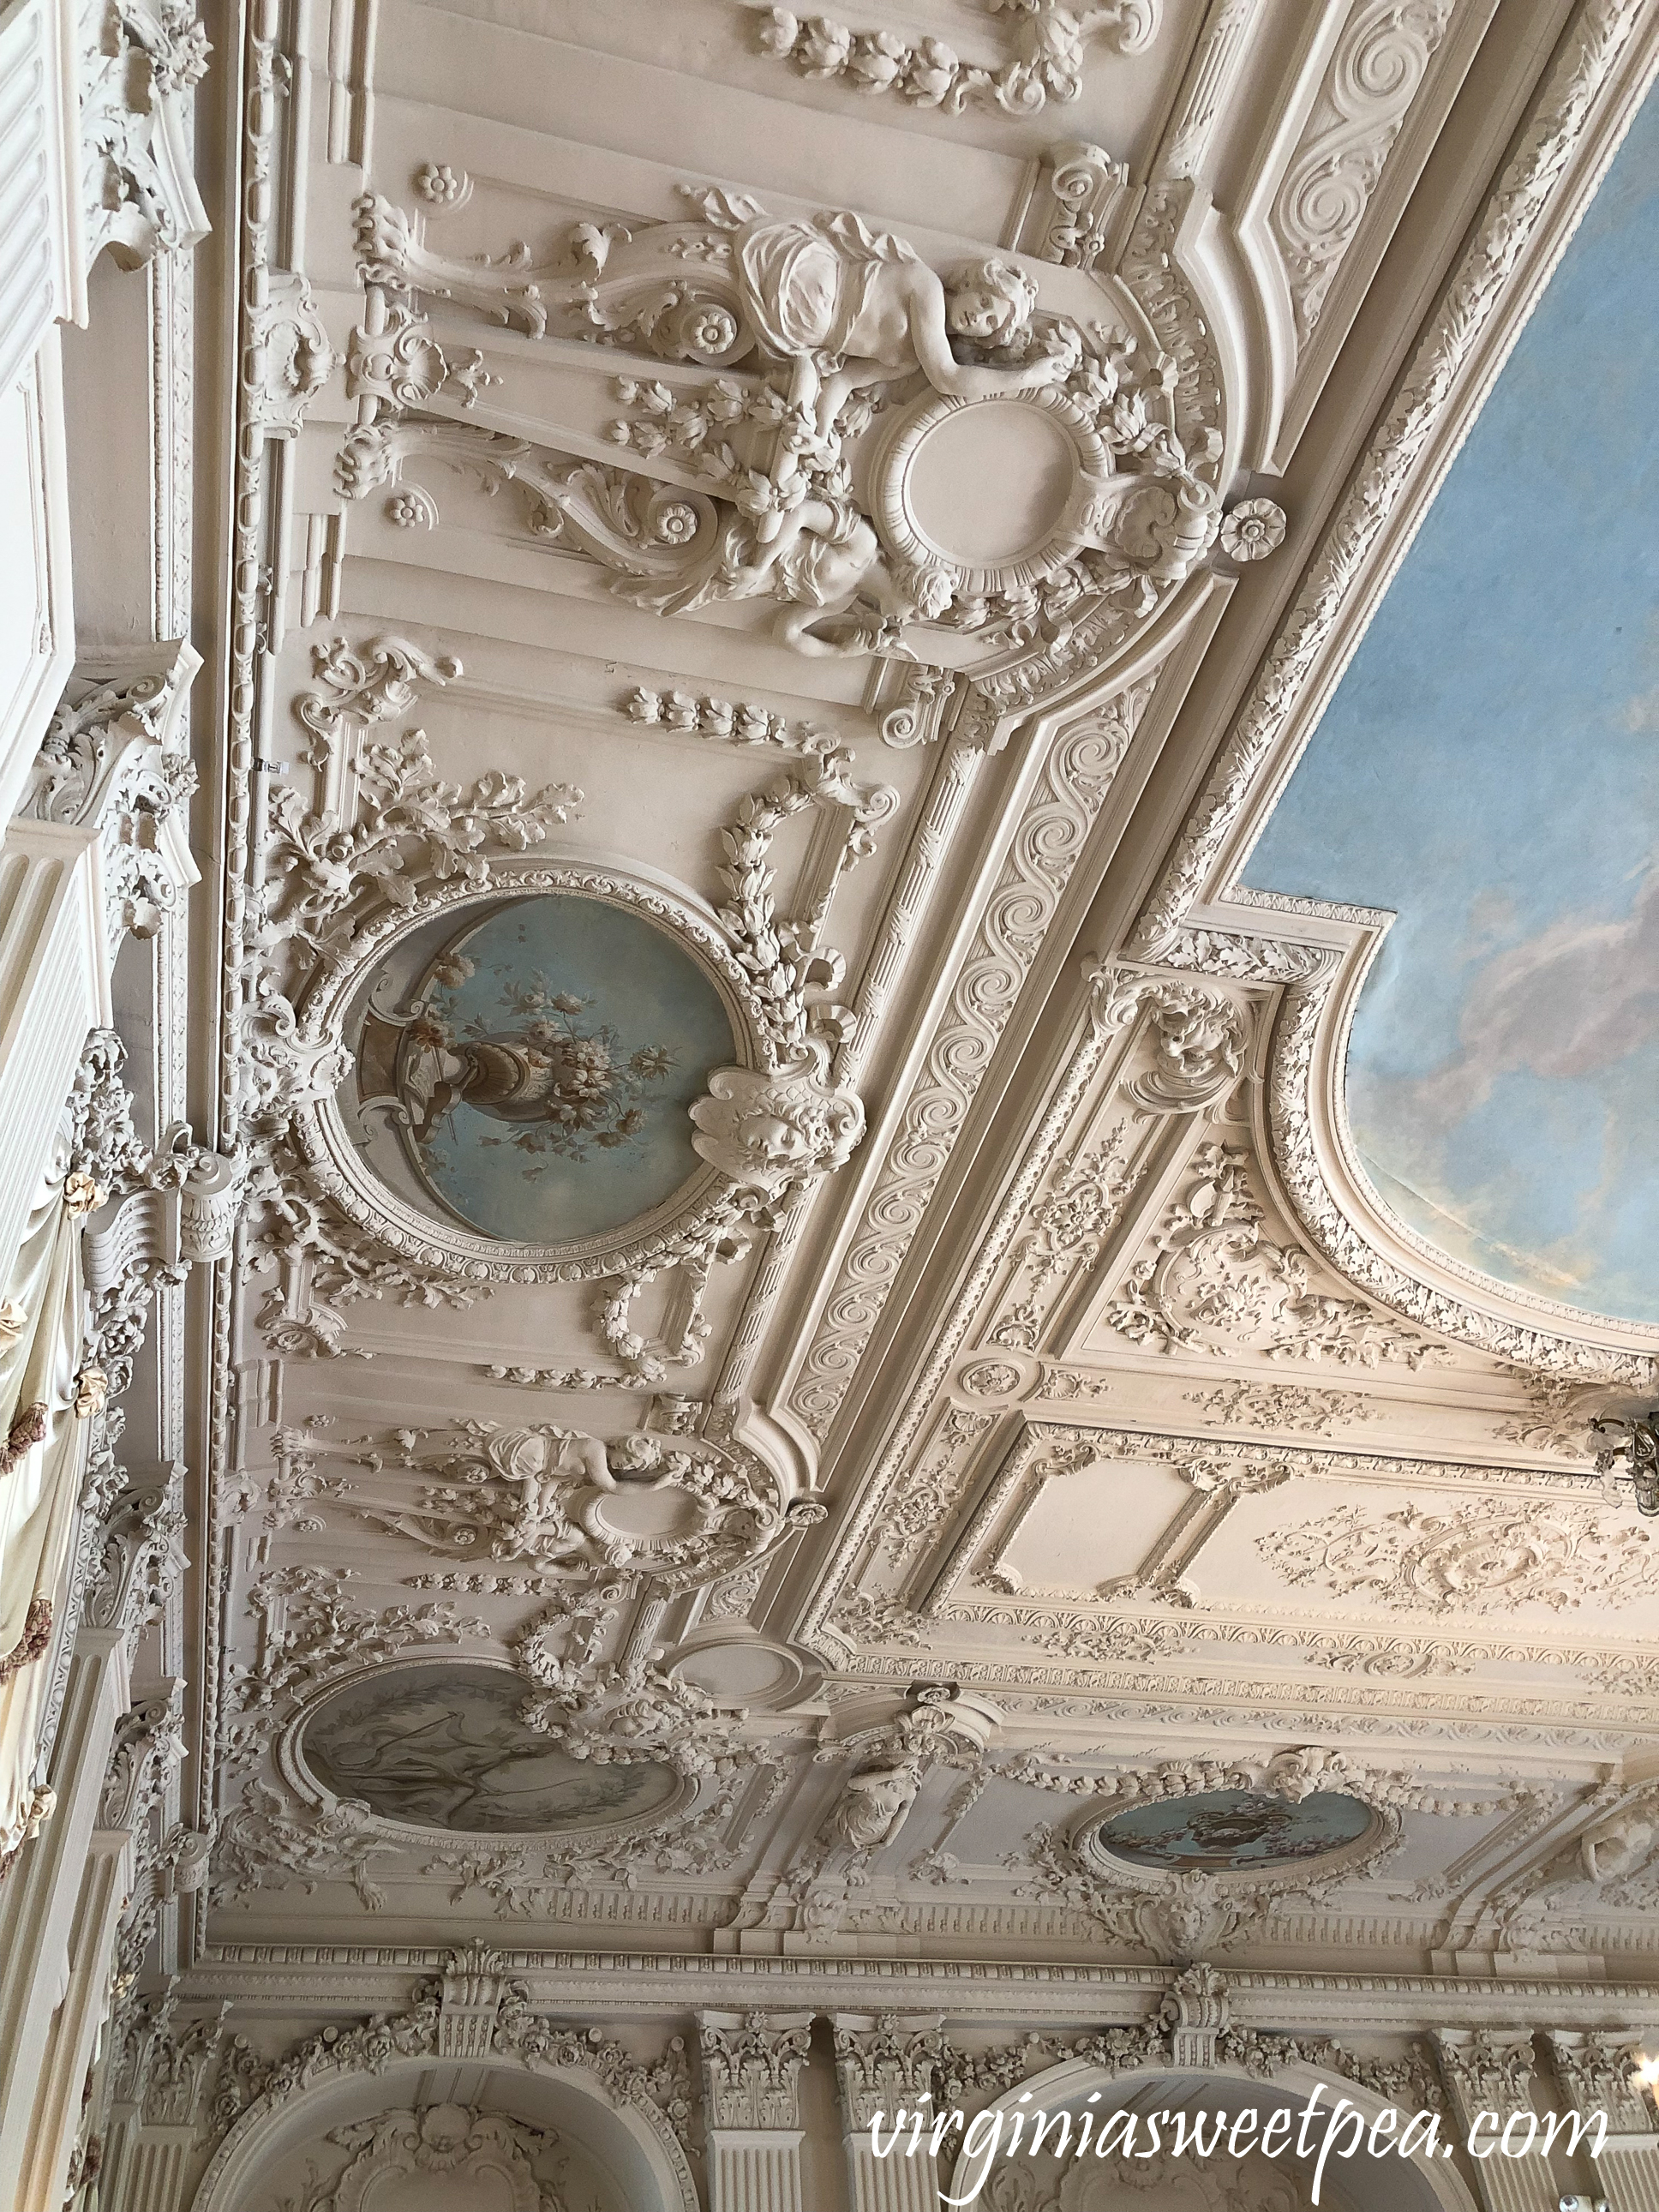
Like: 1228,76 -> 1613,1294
189,0 -> 1659,2034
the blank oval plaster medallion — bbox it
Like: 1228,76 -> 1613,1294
872,385 -> 1117,600
668,1631 -> 820,1711
901,398 -> 1076,567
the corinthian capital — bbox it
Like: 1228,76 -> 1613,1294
832,2013 -> 945,2131
698,2011 -> 813,2131
1434,2029 -> 1538,2115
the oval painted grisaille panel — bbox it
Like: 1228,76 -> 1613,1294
300,1663 -> 681,1835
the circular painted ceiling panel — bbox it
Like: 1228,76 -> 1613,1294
347,893 -> 736,1247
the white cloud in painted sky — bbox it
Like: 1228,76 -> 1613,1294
1410,864 -> 1659,1132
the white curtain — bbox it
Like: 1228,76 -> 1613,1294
0,1160 -> 91,1865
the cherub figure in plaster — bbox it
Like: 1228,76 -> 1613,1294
732,217 -> 1077,448
613,240 -> 1076,656
622,479 -> 925,659
482,1426 -> 608,1564
618,222 -> 1075,653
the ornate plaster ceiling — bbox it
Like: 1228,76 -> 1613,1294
177,0 -> 1659,2079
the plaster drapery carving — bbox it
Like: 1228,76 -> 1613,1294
0,1030 -> 231,1867
24,644 -> 201,953
344,188 -> 1223,662
0,1151 -> 89,1865
341,1421 -> 822,1595
1271,0 -> 1455,348
1256,1496 -> 1659,1616
699,2011 -> 812,2130
79,0 -> 211,274
757,5 -> 1160,116
1105,1142 -> 1449,1369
